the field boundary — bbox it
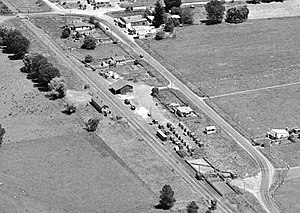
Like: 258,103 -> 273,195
210,81 -> 300,99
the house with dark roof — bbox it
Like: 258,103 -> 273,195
109,79 -> 133,95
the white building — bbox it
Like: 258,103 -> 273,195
267,129 -> 289,139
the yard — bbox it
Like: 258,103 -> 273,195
142,17 -> 300,97
5,0 -> 51,12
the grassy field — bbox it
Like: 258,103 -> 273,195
0,133 -> 156,212
274,178 -> 300,213
211,84 -> 300,167
5,0 -> 51,12
145,17 -> 300,97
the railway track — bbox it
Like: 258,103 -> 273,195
22,18 -> 237,213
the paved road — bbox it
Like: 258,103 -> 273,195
95,16 -> 279,213
20,1 -> 278,212
21,18 -> 237,213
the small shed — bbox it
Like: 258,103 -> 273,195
205,126 -> 216,134
109,79 -> 133,95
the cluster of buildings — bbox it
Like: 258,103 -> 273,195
66,18 -> 111,43
114,15 -> 157,38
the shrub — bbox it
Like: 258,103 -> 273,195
205,0 -> 225,24
85,118 -> 100,132
164,18 -> 175,32
61,27 -> 71,38
62,103 -> 76,114
85,54 -> 93,63
0,124 -> 5,145
155,30 -> 165,40
164,0 -> 182,12
187,201 -> 199,213
170,6 -> 182,16
182,8 -> 193,25
225,5 -> 249,24
81,36 -> 96,50
159,185 -> 176,209
47,77 -> 67,99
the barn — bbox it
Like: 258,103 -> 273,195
110,79 -> 133,95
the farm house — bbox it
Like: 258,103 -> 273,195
109,79 -> 133,95
266,129 -> 289,139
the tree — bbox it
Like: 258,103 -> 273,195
182,8 -> 193,25
62,102 -> 76,114
170,6 -> 182,16
81,36 -> 96,50
225,5 -> 249,24
85,54 -> 93,63
4,29 -> 30,57
38,63 -> 60,83
164,0 -> 181,12
0,124 -> 5,145
210,199 -> 217,210
47,77 -> 67,99
89,16 -> 96,24
153,0 -> 165,28
155,30 -> 165,40
85,118 -> 100,132
61,27 -> 71,38
205,0 -> 225,24
164,18 -> 175,32
159,185 -> 176,209
31,54 -> 48,77
143,7 -> 153,18
187,201 -> 199,213
151,87 -> 159,97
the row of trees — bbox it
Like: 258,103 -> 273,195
205,0 -> 249,24
23,54 -> 67,99
0,28 -> 30,58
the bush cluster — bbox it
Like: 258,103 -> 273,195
23,53 -> 60,84
0,28 -> 30,57
225,6 -> 249,24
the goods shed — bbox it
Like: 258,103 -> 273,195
109,79 -> 133,95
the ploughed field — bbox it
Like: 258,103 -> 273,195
148,17 -> 300,96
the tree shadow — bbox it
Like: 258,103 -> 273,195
203,20 -> 222,25
154,204 -> 169,210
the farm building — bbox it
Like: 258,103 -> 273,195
205,126 -> 216,134
176,106 -> 194,117
109,79 -> 133,95
71,22 -> 95,31
119,15 -> 149,28
266,129 -> 289,139
112,55 -> 126,64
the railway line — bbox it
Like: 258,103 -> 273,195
22,18 -> 237,213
